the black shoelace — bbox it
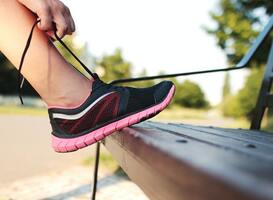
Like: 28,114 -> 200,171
18,19 -> 98,104
19,17 -> 262,104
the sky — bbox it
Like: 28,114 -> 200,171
62,0 -> 249,105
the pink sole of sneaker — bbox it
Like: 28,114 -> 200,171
52,85 -> 175,153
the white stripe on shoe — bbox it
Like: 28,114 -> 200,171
52,92 -> 115,120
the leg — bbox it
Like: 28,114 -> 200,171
0,1 -> 175,154
0,0 -> 93,107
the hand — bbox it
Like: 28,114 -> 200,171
17,0 -> 75,38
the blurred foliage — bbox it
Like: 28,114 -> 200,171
0,105 -> 46,115
95,49 -> 132,83
236,68 -> 263,119
265,109 -> 273,131
174,79 -> 209,108
207,0 -> 273,65
221,94 -> 242,117
208,0 -> 273,119
222,73 -> 231,99
222,68 -> 263,118
0,52 -> 38,96
82,151 -> 118,171
0,53 -> 17,94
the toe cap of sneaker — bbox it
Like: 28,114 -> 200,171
154,81 -> 174,103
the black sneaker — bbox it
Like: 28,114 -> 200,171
49,76 -> 175,152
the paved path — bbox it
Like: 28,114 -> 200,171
0,115 -> 148,199
0,166 -> 148,200
0,115 -> 94,185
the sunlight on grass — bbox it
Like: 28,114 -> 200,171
0,105 -> 269,132
154,106 -> 250,129
264,111 -> 273,132
226,118 -> 250,129
82,151 -> 119,172
154,106 -> 208,121
0,105 -> 47,115
265,124 -> 273,132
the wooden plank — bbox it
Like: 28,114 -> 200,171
171,123 -> 273,146
104,122 -> 273,200
148,122 -> 273,161
213,126 -> 273,138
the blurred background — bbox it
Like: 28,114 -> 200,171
0,0 -> 272,199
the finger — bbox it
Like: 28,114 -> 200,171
37,7 -> 54,31
54,15 -> 68,38
66,16 -> 75,34
66,19 -> 74,35
63,8 -> 75,34
67,8 -> 76,33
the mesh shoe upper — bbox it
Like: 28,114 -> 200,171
48,78 -> 173,138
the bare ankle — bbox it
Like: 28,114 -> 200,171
45,78 -> 93,108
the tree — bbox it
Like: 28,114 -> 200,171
174,80 -> 209,108
222,73 -> 231,99
222,68 -> 263,118
207,0 -> 273,66
95,49 -> 132,83
207,0 -> 273,119
0,53 -> 17,95
236,68 -> 263,119
0,52 -> 38,96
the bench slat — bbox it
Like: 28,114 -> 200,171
104,122 -> 273,200
180,123 -> 273,144
148,122 -> 273,161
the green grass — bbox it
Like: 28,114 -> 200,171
153,106 -> 250,129
265,124 -> 273,132
82,151 -> 119,172
227,118 -> 250,129
0,104 -> 209,120
0,105 -> 47,115
0,105 -> 268,132
0,105 -> 251,130
154,105 -> 208,122
82,150 -> 128,177
264,113 -> 273,132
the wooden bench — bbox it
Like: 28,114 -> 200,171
92,16 -> 273,200
104,122 -> 273,200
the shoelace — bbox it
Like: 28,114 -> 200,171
18,19 -> 98,104
19,16 -> 260,104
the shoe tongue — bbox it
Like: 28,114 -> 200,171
92,78 -> 105,91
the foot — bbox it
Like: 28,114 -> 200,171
48,75 -> 175,153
